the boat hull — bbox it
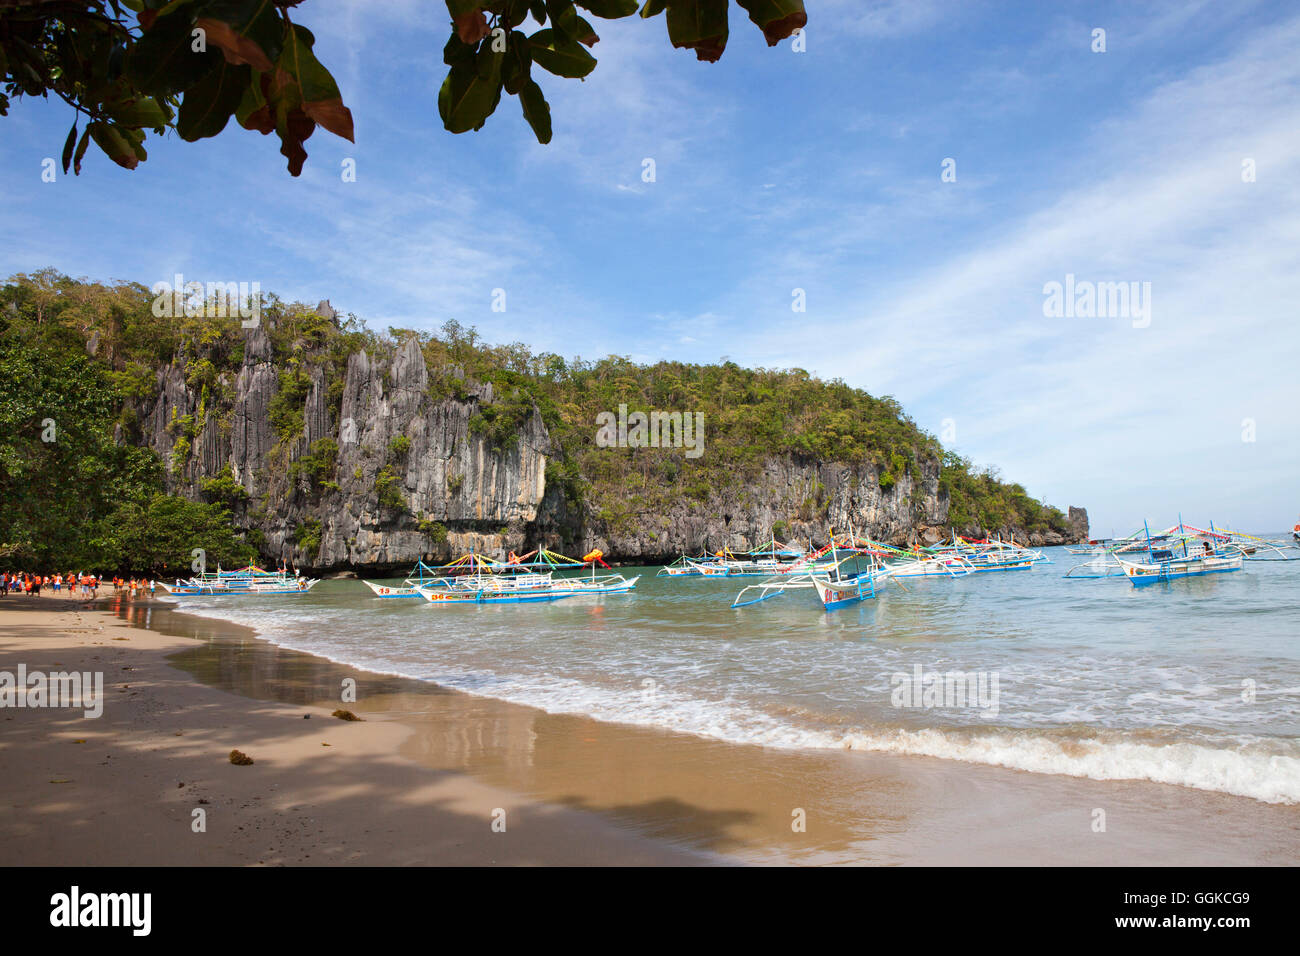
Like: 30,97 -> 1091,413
810,572 -> 878,610
419,588 -> 573,604
963,558 -> 1035,573
159,584 -> 317,596
362,580 -> 423,599
547,575 -> 641,595
1120,555 -> 1243,587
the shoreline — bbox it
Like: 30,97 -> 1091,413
2,593 -> 1298,865
0,598 -> 719,865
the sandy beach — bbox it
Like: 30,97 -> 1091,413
0,598 -> 715,865
2,594 -> 1297,866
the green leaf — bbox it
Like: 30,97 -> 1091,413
61,122 -> 77,175
197,0 -> 285,72
88,121 -> 140,170
279,23 -> 354,141
502,0 -> 533,27
128,10 -> 219,95
235,70 -> 273,133
107,96 -> 169,129
73,126 -> 91,174
503,31 -> 532,95
546,3 -> 599,45
733,0 -> 807,45
527,28 -> 596,78
124,127 -> 149,163
444,33 -> 477,68
665,0 -> 729,61
546,0 -> 580,37
438,47 -> 505,134
529,1 -> 548,25
574,0 -> 639,18
639,0 -> 667,17
519,79 -> 552,144
177,60 -> 249,140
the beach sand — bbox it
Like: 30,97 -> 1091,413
2,595 -> 1297,866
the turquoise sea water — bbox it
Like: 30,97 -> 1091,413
157,545 -> 1300,804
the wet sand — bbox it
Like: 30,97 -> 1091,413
2,594 -> 1297,865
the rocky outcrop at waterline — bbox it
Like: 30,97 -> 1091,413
129,325 -> 1089,571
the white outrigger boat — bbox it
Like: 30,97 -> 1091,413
1068,519 -> 1246,586
1116,549 -> 1243,586
731,535 -> 925,610
922,534 -> 1045,571
660,539 -> 821,578
810,557 -> 888,610
1065,518 -> 1296,579
417,571 -> 576,604
732,559 -> 884,610
731,530 -> 1043,610
1205,523 -> 1300,562
416,570 -> 639,605
370,548 -> 640,605
159,565 -> 318,596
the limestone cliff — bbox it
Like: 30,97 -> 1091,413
133,327 -> 1088,570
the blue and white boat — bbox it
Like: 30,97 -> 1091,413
1114,520 -> 1245,587
159,565 -> 318,596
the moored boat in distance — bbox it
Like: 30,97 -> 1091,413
399,547 -> 640,605
731,534 -> 897,610
922,534 -> 1044,571
1116,550 -> 1244,586
159,565 -> 318,596
1077,519 -> 1248,587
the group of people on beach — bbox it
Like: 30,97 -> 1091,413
1,572 -> 101,597
0,572 -> 156,599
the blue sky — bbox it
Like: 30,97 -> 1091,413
2,0 -> 1297,535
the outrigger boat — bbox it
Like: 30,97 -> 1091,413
1065,518 -> 1292,578
1207,523 -> 1300,561
810,553 -> 888,610
731,527 -> 1046,609
1064,526 -> 1182,578
501,548 -> 641,593
1117,549 -> 1243,586
1068,519 -> 1246,586
731,534 -> 904,610
376,548 -> 639,605
662,549 -> 765,577
922,534 -> 1045,571
660,539 -> 825,578
417,571 -> 576,604
362,558 -> 458,598
854,538 -> 976,577
159,565 -> 318,596
657,551 -> 724,576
